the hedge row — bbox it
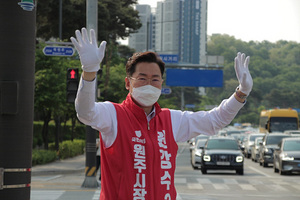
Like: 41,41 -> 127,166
32,149 -> 57,166
32,139 -> 85,165
33,121 -> 86,148
49,139 -> 85,159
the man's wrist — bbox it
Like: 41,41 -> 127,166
235,87 -> 247,103
82,71 -> 97,81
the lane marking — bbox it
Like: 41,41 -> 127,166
187,183 -> 203,190
239,184 -> 257,190
213,183 -> 229,190
196,178 -> 211,184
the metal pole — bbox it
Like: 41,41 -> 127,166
82,0 -> 99,188
86,0 -> 98,38
81,126 -> 98,188
0,0 -> 36,199
59,0 -> 62,40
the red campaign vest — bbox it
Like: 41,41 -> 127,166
99,94 -> 178,200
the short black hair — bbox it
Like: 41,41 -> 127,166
125,51 -> 165,77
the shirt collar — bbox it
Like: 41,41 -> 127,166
146,107 -> 156,122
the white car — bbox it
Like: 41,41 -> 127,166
191,139 -> 208,169
251,137 -> 263,162
243,133 -> 265,158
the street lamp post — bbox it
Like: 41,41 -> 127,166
81,0 -> 99,188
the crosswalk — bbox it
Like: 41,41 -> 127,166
92,190 -> 100,200
31,190 -> 64,200
175,177 -> 300,192
31,177 -> 300,200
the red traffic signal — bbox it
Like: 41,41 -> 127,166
67,68 -> 79,80
66,68 -> 79,103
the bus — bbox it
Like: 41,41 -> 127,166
259,108 -> 299,133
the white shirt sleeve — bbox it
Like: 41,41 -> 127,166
75,76 -> 117,148
170,94 -> 245,142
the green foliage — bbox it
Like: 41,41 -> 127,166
49,139 -> 85,159
33,121 -> 86,148
32,149 -> 57,166
206,35 -> 300,125
32,139 -> 85,165
36,0 -> 141,42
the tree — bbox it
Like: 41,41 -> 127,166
35,42 -> 80,149
206,34 -> 300,125
36,0 -> 141,42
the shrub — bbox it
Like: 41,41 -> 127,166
33,121 -> 86,148
49,139 -> 85,159
32,149 -> 57,166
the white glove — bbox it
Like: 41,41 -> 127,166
70,28 -> 106,72
234,52 -> 253,96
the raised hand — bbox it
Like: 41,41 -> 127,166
70,28 -> 106,72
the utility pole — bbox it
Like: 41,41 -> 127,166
81,0 -> 99,188
59,0 -> 62,40
0,1 -> 36,199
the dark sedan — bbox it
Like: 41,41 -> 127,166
201,137 -> 244,175
273,137 -> 300,175
258,133 -> 292,167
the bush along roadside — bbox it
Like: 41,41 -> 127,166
32,139 -> 85,165
32,149 -> 57,166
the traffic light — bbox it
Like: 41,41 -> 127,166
66,68 -> 79,103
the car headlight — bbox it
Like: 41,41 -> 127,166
195,151 -> 202,157
236,156 -> 243,162
280,154 -> 294,161
203,155 -> 211,162
264,148 -> 272,153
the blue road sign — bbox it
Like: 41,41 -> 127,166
43,46 -> 75,56
166,69 -> 223,87
185,104 -> 195,109
159,54 -> 179,63
161,87 -> 172,95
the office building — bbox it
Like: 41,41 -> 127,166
129,0 -> 207,64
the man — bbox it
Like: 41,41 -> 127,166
71,28 -> 252,200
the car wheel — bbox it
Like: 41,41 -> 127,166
236,168 -> 244,175
279,169 -> 286,175
274,165 -> 279,173
201,168 -> 207,174
263,161 -> 268,167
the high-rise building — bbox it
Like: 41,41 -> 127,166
180,0 -> 207,64
129,0 -> 207,64
128,5 -> 154,52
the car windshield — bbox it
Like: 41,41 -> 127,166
283,140 -> 300,151
206,139 -> 239,150
269,117 -> 298,132
266,135 -> 291,145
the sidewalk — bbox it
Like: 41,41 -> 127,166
31,154 -> 86,176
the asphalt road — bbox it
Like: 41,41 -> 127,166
31,142 -> 300,200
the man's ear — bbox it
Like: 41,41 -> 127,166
125,77 -> 130,90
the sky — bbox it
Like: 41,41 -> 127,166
133,0 -> 300,43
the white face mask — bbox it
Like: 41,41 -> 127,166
131,85 -> 161,107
